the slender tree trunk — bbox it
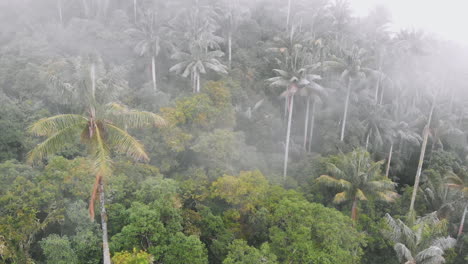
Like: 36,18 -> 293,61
90,63 -> 96,96
57,0 -> 63,25
228,31 -> 232,69
409,100 -> 435,213
196,71 -> 201,93
133,0 -> 137,24
286,0 -> 292,30
191,72 -> 195,93
458,204 -> 468,238
379,84 -> 385,105
303,96 -> 310,149
283,94 -> 294,180
351,196 -> 358,224
307,99 -> 316,153
385,143 -> 393,178
374,69 -> 382,104
341,78 -> 351,141
365,131 -> 370,150
99,182 -> 111,264
151,55 -> 157,92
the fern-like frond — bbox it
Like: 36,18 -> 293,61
333,191 -> 348,204
27,124 -> 84,164
105,122 -> 149,162
106,102 -> 166,128
29,114 -> 87,136
316,175 -> 351,189
394,243 -> 413,263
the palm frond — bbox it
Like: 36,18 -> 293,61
333,191 -> 348,204
394,243 -> 413,263
106,103 -> 166,128
27,124 -> 84,164
105,123 -> 149,162
29,114 -> 88,136
316,175 -> 351,189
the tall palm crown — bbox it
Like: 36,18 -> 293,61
28,63 -> 166,218
384,213 -> 456,264
316,149 -> 398,221
168,0 -> 227,93
127,11 -> 161,58
170,45 -> 228,93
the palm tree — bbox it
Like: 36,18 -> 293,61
360,103 -> 392,151
28,65 -> 165,264
267,40 -> 312,179
214,0 -> 248,69
170,45 -> 228,93
316,149 -> 398,222
299,75 -> 326,151
324,47 -> 374,142
381,99 -> 423,179
422,170 -> 460,219
384,213 -> 456,264
409,97 -> 436,214
268,69 -> 304,180
127,10 -> 162,92
445,173 -> 468,238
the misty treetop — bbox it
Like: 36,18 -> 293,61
1,0 -> 468,263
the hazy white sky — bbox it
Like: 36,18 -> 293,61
350,0 -> 468,44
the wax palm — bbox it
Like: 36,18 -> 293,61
421,170 -> 460,219
299,73 -> 327,151
170,45 -> 228,93
360,103 -> 393,151
445,173 -> 468,238
384,213 -> 456,264
214,0 -> 249,69
324,46 -> 374,141
316,149 -> 398,222
268,48 -> 315,179
28,78 -> 165,263
127,10 -> 163,92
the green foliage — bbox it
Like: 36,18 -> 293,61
164,232 -> 208,264
1,0 -> 468,263
223,240 -> 278,264
269,199 -> 366,264
40,235 -> 78,264
112,248 -> 154,264
211,170 -> 269,212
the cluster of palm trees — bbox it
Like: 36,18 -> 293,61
23,0 -> 468,263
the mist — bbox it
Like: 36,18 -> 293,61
1,1 -> 468,263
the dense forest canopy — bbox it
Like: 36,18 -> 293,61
1,0 -> 468,263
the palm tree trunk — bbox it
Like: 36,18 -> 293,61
351,196 -> 358,224
151,55 -> 157,92
458,204 -> 467,238
191,72 -> 195,93
57,0 -> 63,25
228,31 -> 232,69
365,131 -> 370,150
374,71 -> 381,104
307,99 -> 316,152
283,94 -> 294,180
303,96 -> 310,149
286,0 -> 292,30
99,182 -> 111,264
379,84 -> 385,105
385,143 -> 393,178
409,99 -> 435,213
196,71 -> 201,93
133,0 -> 137,24
340,78 -> 351,141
